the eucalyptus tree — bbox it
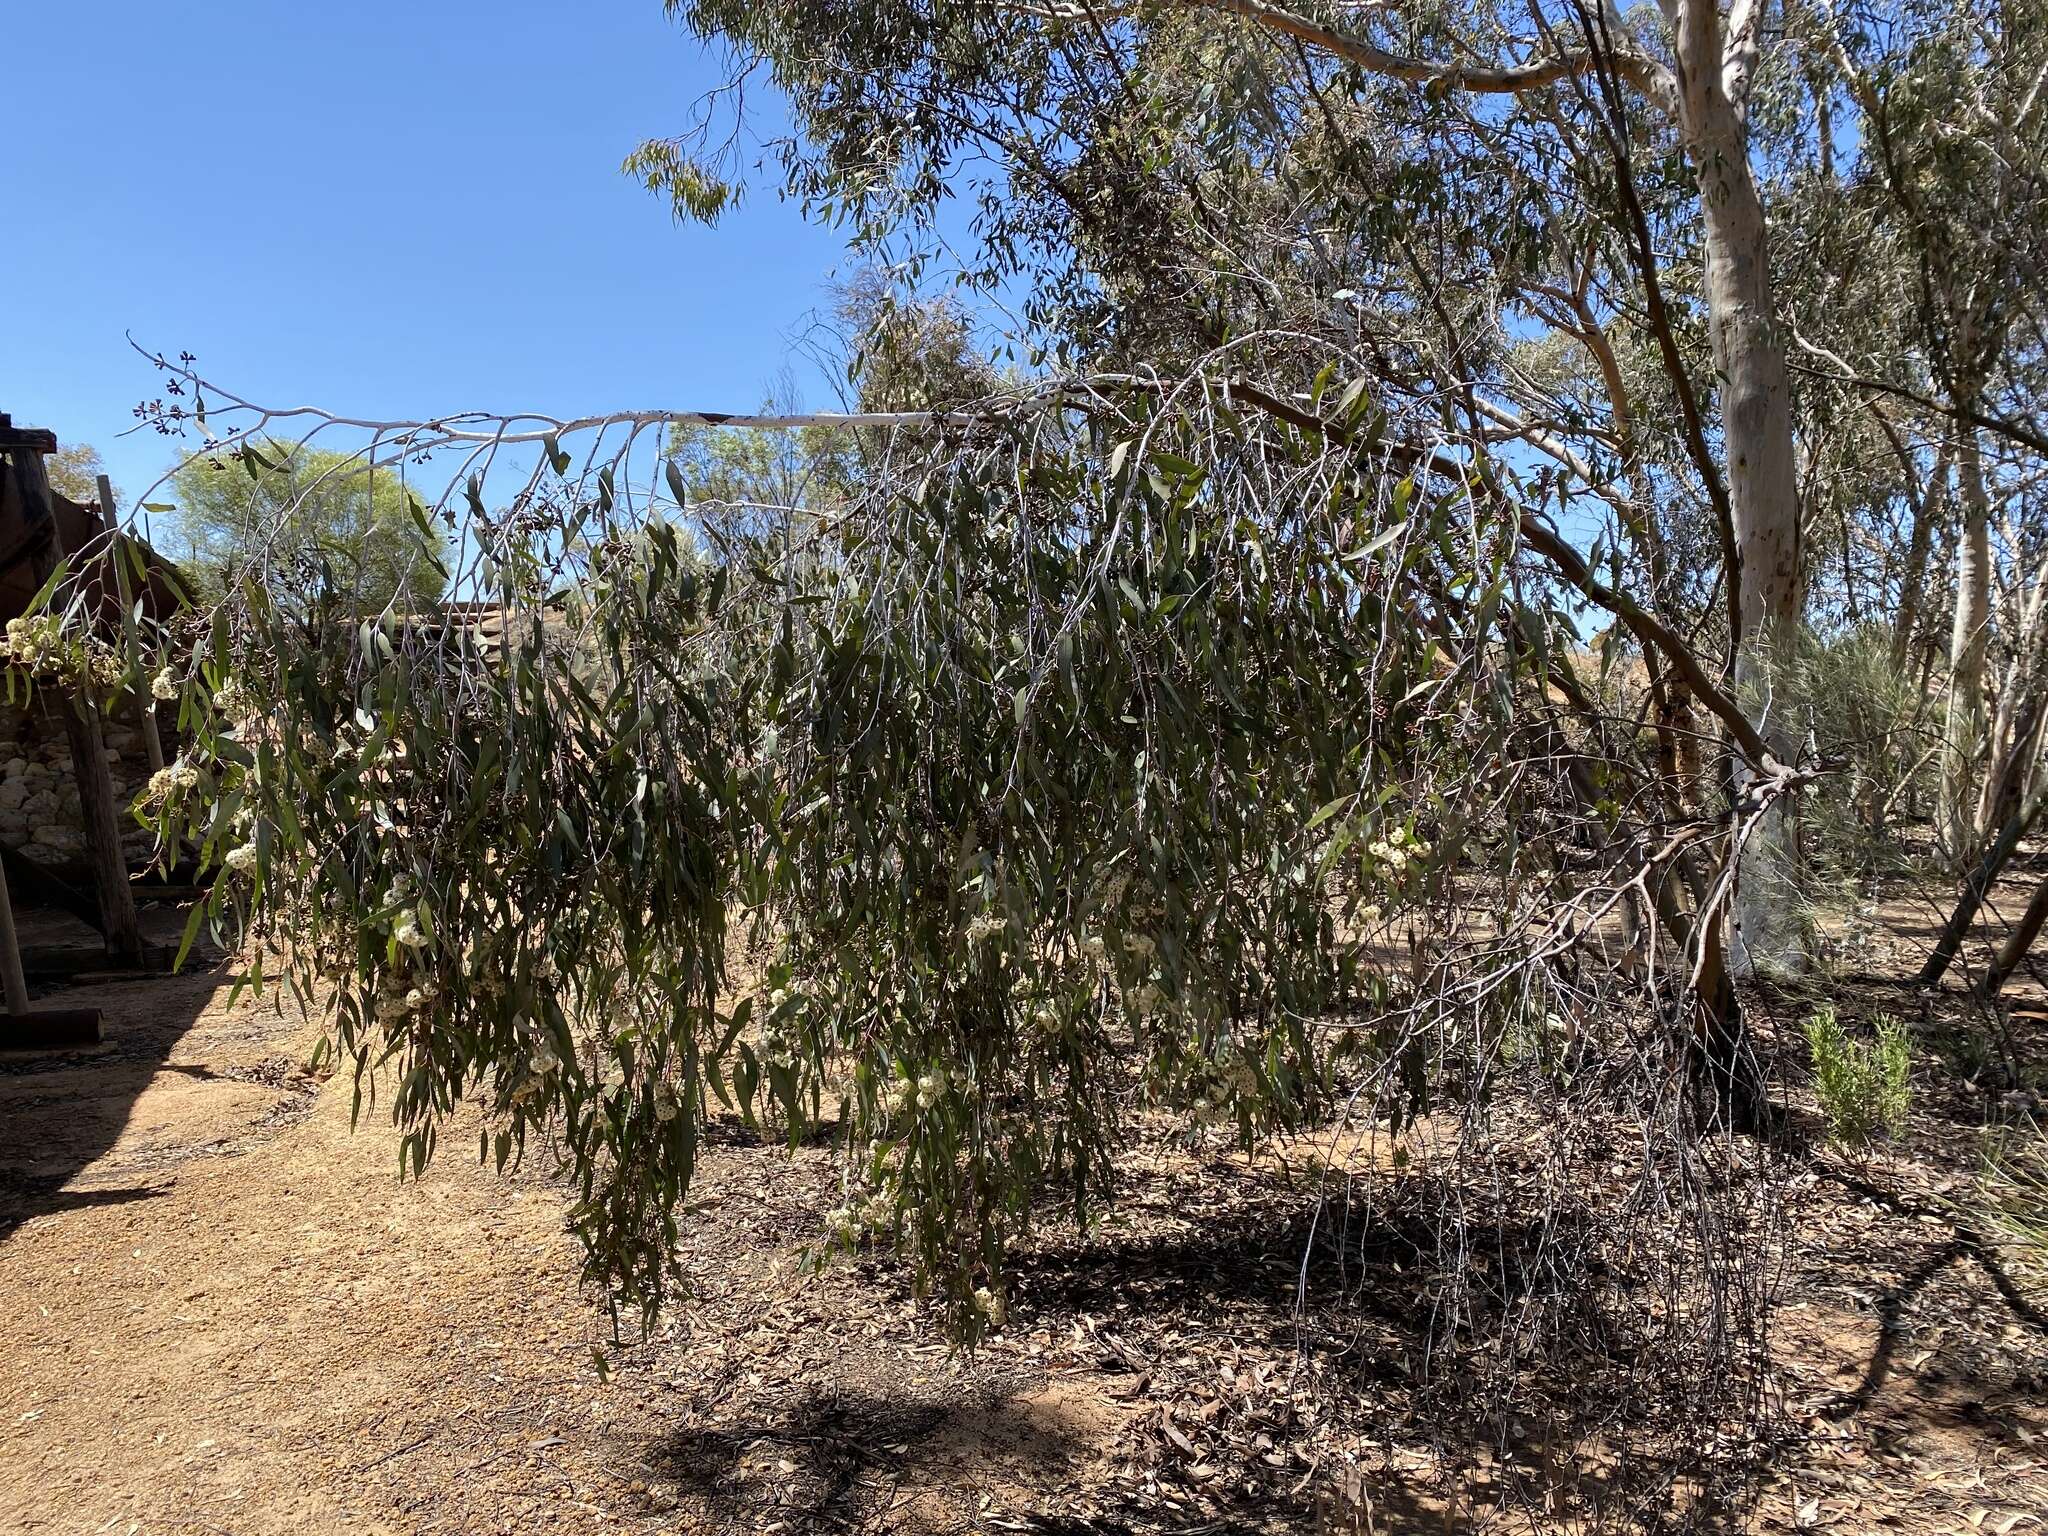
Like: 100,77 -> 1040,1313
55,0 -> 2048,1518
1811,0 -> 2048,864
641,0 -> 1828,983
92,309 -> 1800,1521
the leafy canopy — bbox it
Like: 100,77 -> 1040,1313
45,442 -> 116,505
169,439 -> 450,609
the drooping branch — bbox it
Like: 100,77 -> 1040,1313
140,354 -> 1786,776
1216,376 -> 1784,771
133,343 -> 1038,447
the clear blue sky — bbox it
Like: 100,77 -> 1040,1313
5,1 -> 852,510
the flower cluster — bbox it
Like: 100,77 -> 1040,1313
875,1059 -> 956,1120
1192,1054 -> 1261,1125
3,614 -> 67,672
392,907 -> 430,949
2,614 -> 124,690
1366,823 -> 1434,871
825,1169 -> 902,1246
211,677 -> 253,721
371,975 -> 440,1024
141,756 -> 204,807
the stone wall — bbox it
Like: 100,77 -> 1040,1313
0,695 -> 170,870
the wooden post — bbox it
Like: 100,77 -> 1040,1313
0,845 -> 32,1017
7,445 -> 147,969
97,473 -> 166,775
0,843 -> 105,1043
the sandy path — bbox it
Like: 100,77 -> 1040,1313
0,974 -> 1115,1536
0,975 -> 671,1535
7,959 -> 2047,1535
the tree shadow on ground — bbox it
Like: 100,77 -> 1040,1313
648,1380 -> 1097,1532
988,1167 -> 1745,1535
0,956 -> 227,1245
1812,1167 -> 2048,1419
637,1146 -> 1764,1533
1009,1164 -> 1611,1356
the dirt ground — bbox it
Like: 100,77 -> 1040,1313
4,908 -> 2048,1533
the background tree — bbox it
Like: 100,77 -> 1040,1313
667,284 -> 1005,528
1807,0 -> 2048,867
169,439 -> 450,609
44,442 -> 116,506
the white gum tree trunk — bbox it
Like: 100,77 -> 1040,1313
1944,427 -> 1994,862
1676,0 -> 1810,976
1226,0 -> 1813,977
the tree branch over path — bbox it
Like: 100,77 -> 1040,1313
139,351 -> 1787,777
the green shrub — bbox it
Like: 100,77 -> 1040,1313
1804,1007 -> 1911,1147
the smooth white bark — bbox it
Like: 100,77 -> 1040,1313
1674,0 -> 1809,976
1943,428 -> 1993,864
